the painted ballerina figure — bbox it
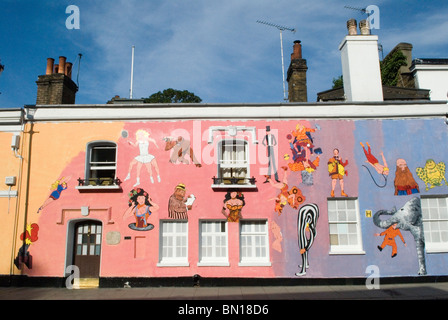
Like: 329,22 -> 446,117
124,129 -> 161,186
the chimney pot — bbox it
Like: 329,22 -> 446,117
46,58 -> 55,75
58,56 -> 67,74
291,40 -> 302,60
65,62 -> 73,78
347,19 -> 358,35
359,20 -> 371,35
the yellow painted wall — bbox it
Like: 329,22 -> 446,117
0,131 -> 22,275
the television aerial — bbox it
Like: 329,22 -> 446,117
257,20 -> 296,101
344,5 -> 368,15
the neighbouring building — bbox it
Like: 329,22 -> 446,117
1,19 -> 447,288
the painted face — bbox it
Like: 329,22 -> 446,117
333,149 -> 339,157
396,159 -> 407,171
174,188 -> 185,200
137,195 -> 146,205
426,160 -> 436,169
230,191 -> 237,199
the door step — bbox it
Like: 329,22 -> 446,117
73,278 -> 99,289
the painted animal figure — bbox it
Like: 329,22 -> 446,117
416,159 -> 448,191
373,197 -> 427,275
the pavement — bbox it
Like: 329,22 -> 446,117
1,281 -> 448,300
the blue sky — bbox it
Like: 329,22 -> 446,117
0,0 -> 447,107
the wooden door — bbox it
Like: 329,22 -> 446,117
73,221 -> 102,278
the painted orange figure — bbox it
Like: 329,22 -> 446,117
375,223 -> 406,257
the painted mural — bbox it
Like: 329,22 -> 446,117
123,187 -> 159,231
394,159 -> 420,196
416,159 -> 448,191
221,190 -> 245,222
124,129 -> 161,186
14,223 -> 39,270
37,176 -> 70,214
168,183 -> 195,219
327,148 -> 349,197
360,142 -> 389,188
373,197 -> 427,275
295,204 -> 319,276
12,117 -> 448,280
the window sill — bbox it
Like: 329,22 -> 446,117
76,185 -> 122,192
211,184 -> 257,189
238,261 -> 271,267
197,261 -> 230,267
329,249 -> 366,255
157,261 -> 190,267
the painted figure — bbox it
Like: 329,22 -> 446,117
286,123 -> 322,185
373,197 -> 426,275
375,223 -> 406,258
360,142 -> 389,187
416,159 -> 448,191
266,167 -> 305,215
271,221 -> 283,253
37,176 -> 70,213
394,158 -> 420,195
14,223 -> 39,269
327,148 -> 348,197
168,183 -> 195,220
221,190 -> 245,222
124,187 -> 159,231
163,136 -> 202,167
124,129 -> 161,186
262,126 -> 279,183
295,204 -> 319,276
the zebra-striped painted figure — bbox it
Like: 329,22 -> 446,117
295,203 -> 319,276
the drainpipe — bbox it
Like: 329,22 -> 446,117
10,116 -> 34,279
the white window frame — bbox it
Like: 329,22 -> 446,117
213,138 -> 253,188
157,220 -> 189,267
198,220 -> 229,266
239,220 -> 271,266
328,198 -> 365,255
421,195 -> 448,253
77,141 -> 119,190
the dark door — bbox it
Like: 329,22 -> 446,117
73,221 -> 102,278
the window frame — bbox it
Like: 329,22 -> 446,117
77,141 -> 120,190
157,220 -> 189,267
327,198 -> 365,255
212,138 -> 256,189
198,220 -> 229,266
238,219 -> 271,266
421,195 -> 448,253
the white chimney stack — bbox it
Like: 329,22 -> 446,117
339,19 -> 383,102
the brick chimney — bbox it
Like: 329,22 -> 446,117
287,40 -> 308,102
36,56 -> 78,105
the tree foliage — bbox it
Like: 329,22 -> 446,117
331,50 -> 408,89
144,88 -> 202,103
332,75 -> 343,89
380,50 -> 408,86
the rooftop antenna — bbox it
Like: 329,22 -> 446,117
257,20 -> 296,101
130,45 -> 135,99
344,5 -> 368,15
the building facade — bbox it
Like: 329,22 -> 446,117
1,19 -> 447,287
